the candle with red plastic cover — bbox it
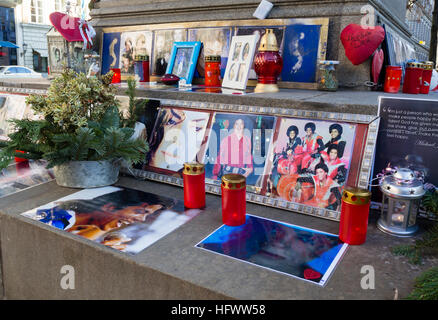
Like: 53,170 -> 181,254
221,174 -> 246,226
183,162 -> 206,209
110,68 -> 121,84
134,54 -> 150,83
204,55 -> 221,87
402,62 -> 423,94
383,66 -> 402,93
420,61 -> 434,94
339,187 -> 372,245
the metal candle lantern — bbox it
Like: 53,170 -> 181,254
378,168 -> 426,237
254,29 -> 283,93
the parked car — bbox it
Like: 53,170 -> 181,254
0,66 -> 43,79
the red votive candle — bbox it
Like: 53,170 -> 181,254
403,62 -> 423,94
183,162 -> 205,209
134,55 -> 150,83
15,150 -> 28,163
110,68 -> 121,84
384,66 -> 402,93
339,187 -> 372,245
420,61 -> 434,94
205,55 -> 221,87
221,174 -> 246,226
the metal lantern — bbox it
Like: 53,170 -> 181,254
378,168 -> 426,237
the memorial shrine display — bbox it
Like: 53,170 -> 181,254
134,101 -> 379,222
196,214 -> 348,286
100,18 -> 329,89
21,186 -> 203,254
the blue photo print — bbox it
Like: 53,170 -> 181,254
203,113 -> 276,189
281,24 -> 321,83
196,214 -> 348,286
101,32 -> 121,75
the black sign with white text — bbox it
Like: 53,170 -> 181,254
373,96 -> 438,191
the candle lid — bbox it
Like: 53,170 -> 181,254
342,187 -> 371,205
205,55 -> 221,62
134,54 -> 149,61
380,168 -> 425,199
183,162 -> 205,175
222,174 -> 246,190
258,29 -> 279,52
407,61 -> 423,68
422,61 -> 435,70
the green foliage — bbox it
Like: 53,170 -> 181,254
121,77 -> 148,129
407,267 -> 438,300
25,68 -> 119,132
392,223 -> 438,265
0,69 -> 148,169
423,189 -> 438,218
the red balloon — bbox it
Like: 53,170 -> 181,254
49,12 -> 83,42
341,24 -> 385,66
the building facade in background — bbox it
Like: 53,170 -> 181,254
0,1 -> 18,66
15,0 -> 90,73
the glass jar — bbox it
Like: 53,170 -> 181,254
318,60 -> 339,91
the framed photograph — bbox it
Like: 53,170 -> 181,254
265,118 -> 357,212
119,31 -> 153,76
203,112 -> 276,191
153,29 -> 187,76
145,107 -> 211,174
101,32 -> 121,75
222,35 -> 258,90
166,41 -> 202,85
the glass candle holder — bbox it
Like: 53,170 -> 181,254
221,174 -> 246,226
384,66 -> 402,93
318,61 -> 339,91
110,68 -> 121,84
205,55 -> 221,87
183,162 -> 205,209
339,187 -> 371,245
420,61 -> 434,94
403,62 -> 423,94
134,54 -> 150,83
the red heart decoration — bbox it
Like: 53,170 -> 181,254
372,49 -> 384,83
49,12 -> 83,42
303,268 -> 322,280
341,24 -> 385,66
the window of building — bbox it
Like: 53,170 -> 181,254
55,0 -> 66,12
31,0 -> 44,24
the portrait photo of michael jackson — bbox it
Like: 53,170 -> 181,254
266,118 -> 356,211
146,108 -> 211,173
203,113 -> 276,188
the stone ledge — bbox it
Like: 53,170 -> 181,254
0,176 -> 435,299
